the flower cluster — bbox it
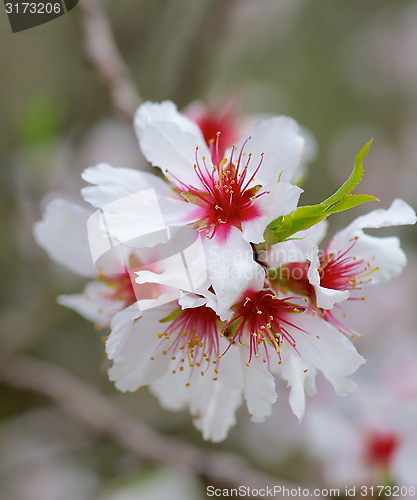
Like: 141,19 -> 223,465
34,100 -> 416,442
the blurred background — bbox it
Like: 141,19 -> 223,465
1,0 -> 417,498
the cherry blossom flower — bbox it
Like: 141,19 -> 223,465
33,94 -> 416,445
308,199 -> 416,308
81,100 -> 304,316
105,292 -> 277,441
184,96 -> 318,185
261,199 -> 416,334
305,199 -> 416,335
33,197 -> 170,328
221,282 -> 365,420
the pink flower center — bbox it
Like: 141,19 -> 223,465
271,262 -> 313,297
320,237 -> 379,292
166,135 -> 269,240
99,271 -> 137,308
366,431 -> 399,467
222,289 -> 308,369
97,254 -> 164,324
155,305 -> 221,385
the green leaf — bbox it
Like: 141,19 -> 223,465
321,139 -> 373,206
287,213 -> 327,236
261,215 -> 293,247
323,193 -> 379,214
257,140 -> 377,250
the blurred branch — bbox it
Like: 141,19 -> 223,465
0,355 -> 321,498
169,0 -> 238,107
78,0 -> 142,120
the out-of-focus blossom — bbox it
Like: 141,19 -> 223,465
184,96 -> 318,186
305,362 -> 417,488
183,97 -> 243,159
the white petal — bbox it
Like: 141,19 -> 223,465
307,247 -> 350,309
283,313 -> 366,397
150,341 -> 244,442
193,380 -> 243,443
135,233 -> 209,296
203,227 -> 265,319
281,348 -> 308,421
107,307 -> 173,392
138,121 -> 211,187
82,162 -> 175,208
135,101 -> 214,190
57,281 -> 126,326
300,219 -> 329,247
33,198 -> 97,277
344,234 -> 407,285
106,301 -> 141,359
231,116 -> 304,186
178,290 -> 218,311
134,100 -> 204,142
240,347 -> 277,422
136,292 -> 182,312
304,365 -> 318,396
329,199 -> 416,257
136,253 -> 191,290
315,286 -> 350,310
99,189 -> 202,248
191,349 -> 243,442
149,362 -> 190,411
342,198 -> 417,236
241,182 -> 302,244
